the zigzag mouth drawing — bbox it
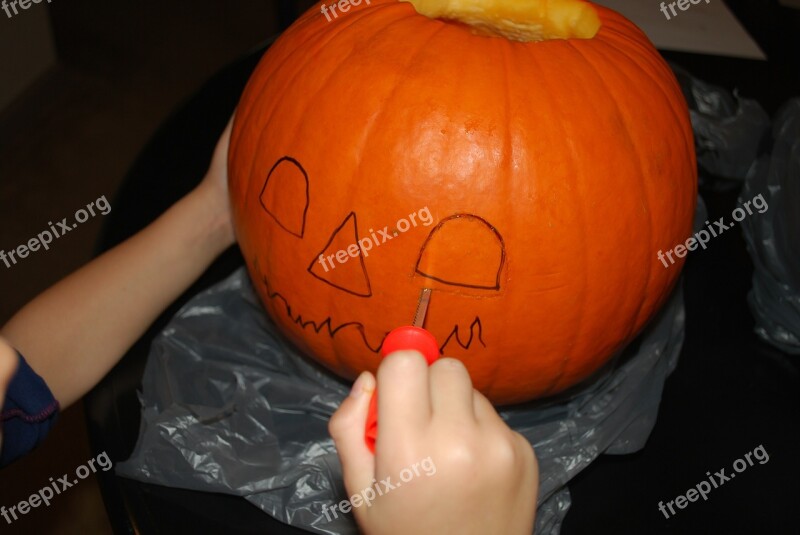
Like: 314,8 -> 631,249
258,273 -> 486,356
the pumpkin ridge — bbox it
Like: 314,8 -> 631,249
320,18 -> 448,373
520,42 -> 589,396
237,9 -> 381,210
244,3 -> 406,217
590,28 -> 697,239
592,6 -> 652,51
321,0 -> 417,48
238,17 -> 382,324
615,58 -> 696,245
594,40 -> 683,331
596,24 -> 695,163
338,19 -> 447,232
565,38 -> 654,350
580,41 -> 664,374
489,37 -> 514,389
232,11 -> 338,157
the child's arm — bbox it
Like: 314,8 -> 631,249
0,340 -> 18,452
0,120 -> 235,410
329,351 -> 539,534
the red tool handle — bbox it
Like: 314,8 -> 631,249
364,326 -> 439,453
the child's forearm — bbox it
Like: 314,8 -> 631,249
0,178 -> 234,409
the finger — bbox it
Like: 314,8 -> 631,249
429,358 -> 475,422
211,112 -> 235,172
221,112 -> 235,142
329,372 -> 377,494
377,350 -> 431,447
472,390 -> 506,427
215,119 -> 234,162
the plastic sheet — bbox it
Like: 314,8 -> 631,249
117,193 -> 706,535
667,66 -> 798,354
740,98 -> 800,355
670,63 -> 771,188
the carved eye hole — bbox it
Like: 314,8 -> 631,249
415,214 -> 505,291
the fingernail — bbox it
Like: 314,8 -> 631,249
350,371 -> 371,399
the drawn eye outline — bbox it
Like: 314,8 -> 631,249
415,213 -> 505,291
259,156 -> 309,238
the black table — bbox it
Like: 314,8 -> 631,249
85,8 -> 800,534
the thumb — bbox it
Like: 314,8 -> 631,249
329,371 -> 377,495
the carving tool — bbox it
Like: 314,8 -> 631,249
364,288 -> 439,453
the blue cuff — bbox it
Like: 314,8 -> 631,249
1,352 -> 59,467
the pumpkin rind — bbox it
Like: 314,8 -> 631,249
229,0 -> 697,404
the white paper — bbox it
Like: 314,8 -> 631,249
593,0 -> 766,60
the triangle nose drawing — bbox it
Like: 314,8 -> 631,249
308,212 -> 372,297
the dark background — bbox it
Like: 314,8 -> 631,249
0,1 -> 798,534
0,2 -> 317,533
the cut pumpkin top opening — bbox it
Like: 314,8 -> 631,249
403,0 -> 601,42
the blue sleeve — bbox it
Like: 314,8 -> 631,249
0,351 -> 59,467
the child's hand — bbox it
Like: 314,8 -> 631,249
194,115 -> 236,250
329,351 -> 538,535
0,338 -> 19,452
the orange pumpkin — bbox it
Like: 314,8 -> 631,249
228,0 -> 697,405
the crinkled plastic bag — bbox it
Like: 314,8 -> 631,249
670,63 -> 771,184
740,98 -> 800,355
668,66 -> 799,354
117,217 -> 700,535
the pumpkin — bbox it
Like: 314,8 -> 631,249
228,0 -> 697,405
